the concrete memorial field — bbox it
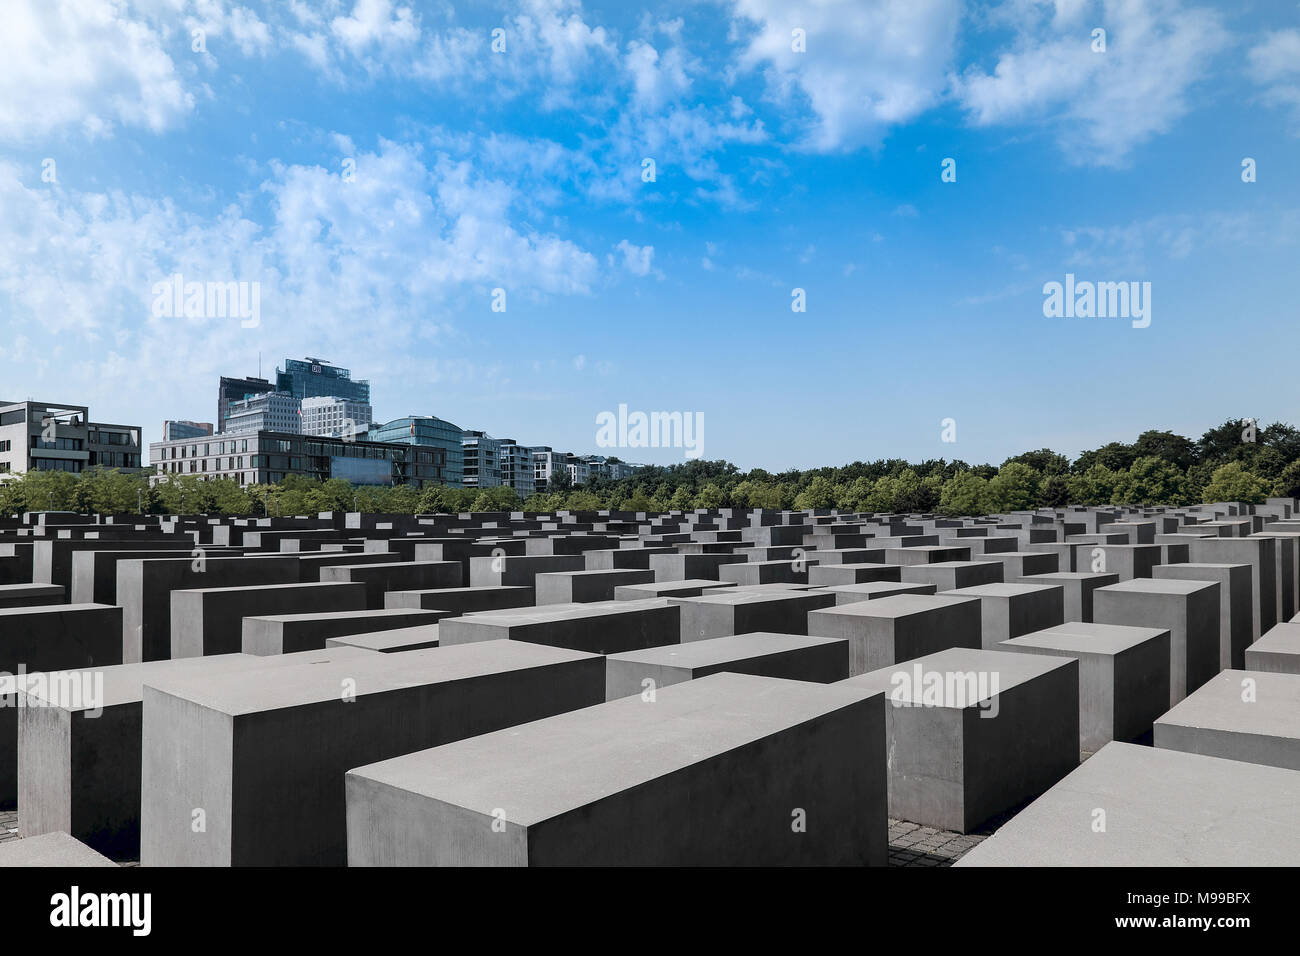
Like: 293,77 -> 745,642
0,501 -> 1295,869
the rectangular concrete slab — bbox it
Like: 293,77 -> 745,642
1155,669 -> 1300,771
842,647 -> 1079,832
140,640 -> 606,866
344,673 -> 887,866
955,742 -> 1300,866
604,632 -> 849,699
241,607 -> 449,655
807,593 -> 982,676
1000,622 -> 1170,752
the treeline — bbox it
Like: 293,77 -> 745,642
2,419 -> 1296,517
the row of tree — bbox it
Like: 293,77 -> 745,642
1,419 -> 1294,517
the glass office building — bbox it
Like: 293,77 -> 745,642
276,358 -> 370,405
368,416 -> 464,488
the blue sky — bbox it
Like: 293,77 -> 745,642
2,0 -> 1298,470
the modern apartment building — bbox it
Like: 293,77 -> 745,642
461,430 -> 501,489
368,416 -> 464,488
0,400 -> 143,475
225,391 -> 302,435
149,431 -> 445,488
276,358 -> 370,405
498,438 -> 536,498
302,396 -> 373,440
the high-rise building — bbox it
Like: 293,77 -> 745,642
217,375 -> 273,431
461,430 -> 500,488
276,358 -> 370,406
224,391 -> 301,435
0,400 -> 143,475
163,420 -> 213,441
368,416 -> 464,487
301,396 -> 373,440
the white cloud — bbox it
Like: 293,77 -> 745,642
625,39 -> 692,111
1248,28 -> 1300,131
730,0 -> 961,151
953,0 -> 1228,165
613,239 -> 655,276
0,0 -> 194,141
187,0 -> 274,58
0,142 -> 600,423
330,0 -> 419,55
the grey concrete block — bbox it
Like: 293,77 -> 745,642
807,563 -> 901,587
327,625 -> 441,653
0,831 -> 116,867
384,585 -> 534,615
0,603 -> 123,808
1245,623 -> 1300,674
1155,669 -> 1300,771
241,608 -> 448,655
1093,578 -> 1221,706
820,581 -> 938,606
841,647 -> 1078,832
902,561 -> 1002,592
945,583 -> 1065,648
1000,622 -> 1170,751
604,632 -> 850,699
1012,571 -> 1118,623
613,579 -> 738,600
117,555 -> 301,663
321,560 -> 461,608
718,559 -> 812,586
648,552 -> 748,582
469,554 -> 586,588
16,647 -> 372,857
807,594 -> 981,676
675,590 -> 836,642
956,742 -> 1300,866
535,569 -> 655,604
170,581 -> 368,658
1189,536 -> 1276,639
1152,562 -> 1252,669
974,551 -> 1059,578
0,583 -> 63,609
439,599 -> 680,655
345,673 -> 888,866
140,640 -> 606,866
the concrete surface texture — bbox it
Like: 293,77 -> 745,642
344,673 -> 887,866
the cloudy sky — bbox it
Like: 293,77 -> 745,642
1,0 -> 1297,468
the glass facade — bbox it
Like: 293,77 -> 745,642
369,416 -> 463,488
148,430 -> 443,488
276,358 -> 370,405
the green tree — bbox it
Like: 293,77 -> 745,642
987,462 -> 1041,512
695,483 -> 724,509
938,471 -> 990,516
1067,464 -> 1123,507
1203,462 -> 1270,504
565,490 -> 603,511
1112,456 -> 1187,506
1132,430 -> 1196,470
